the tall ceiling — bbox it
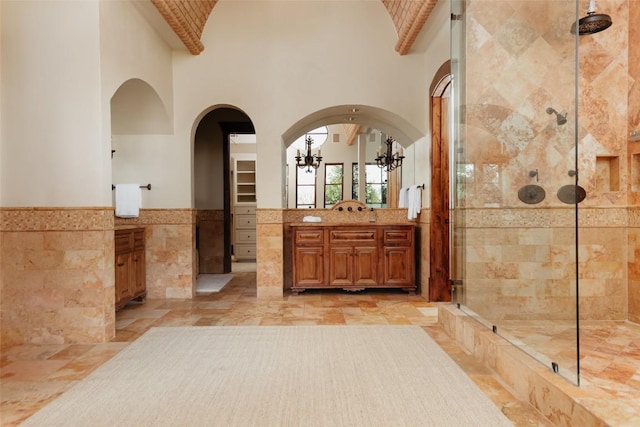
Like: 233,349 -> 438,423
149,0 -> 438,55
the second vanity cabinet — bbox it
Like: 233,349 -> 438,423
115,228 -> 146,310
291,223 -> 415,295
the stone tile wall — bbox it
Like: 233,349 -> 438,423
629,208 -> 640,323
1,208 -> 115,346
115,209 -> 195,300
462,207 -> 629,321
196,209 -> 225,274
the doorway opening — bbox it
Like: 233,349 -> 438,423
193,108 -> 255,284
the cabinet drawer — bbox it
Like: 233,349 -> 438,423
115,233 -> 132,253
133,230 -> 145,250
294,228 -> 324,245
234,206 -> 256,215
383,228 -> 412,246
235,229 -> 257,244
235,244 -> 256,258
235,214 -> 256,228
329,229 -> 377,244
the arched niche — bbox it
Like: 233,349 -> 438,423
111,78 -> 172,135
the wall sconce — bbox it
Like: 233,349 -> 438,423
295,136 -> 322,173
375,136 -> 404,172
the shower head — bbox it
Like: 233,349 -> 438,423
571,0 -> 612,35
546,107 -> 567,126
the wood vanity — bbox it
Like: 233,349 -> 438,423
290,223 -> 416,295
115,228 -> 146,310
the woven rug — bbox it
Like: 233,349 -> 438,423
21,326 -> 513,427
195,273 -> 234,294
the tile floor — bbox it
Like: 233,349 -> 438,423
0,271 -> 575,426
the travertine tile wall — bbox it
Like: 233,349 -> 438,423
630,208 -> 640,323
0,208 -> 115,346
115,209 -> 195,299
628,0 -> 640,322
463,208 -> 628,321
256,209 -> 284,299
459,0 -> 635,322
196,209 -> 225,274
416,213 -> 429,299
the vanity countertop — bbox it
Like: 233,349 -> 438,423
289,222 -> 415,227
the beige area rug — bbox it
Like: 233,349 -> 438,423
195,273 -> 234,294
21,326 -> 513,427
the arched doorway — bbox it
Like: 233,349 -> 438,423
429,62 -> 452,302
193,107 -> 255,276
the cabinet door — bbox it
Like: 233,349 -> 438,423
383,247 -> 413,286
329,247 -> 353,286
115,253 -> 132,305
132,249 -> 146,295
353,246 -> 378,286
294,246 -> 324,286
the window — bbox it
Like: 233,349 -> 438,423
324,163 -> 343,208
292,126 -> 327,208
352,163 -> 359,200
296,167 -> 316,208
352,163 -> 387,208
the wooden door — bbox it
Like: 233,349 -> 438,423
429,81 -> 452,302
115,253 -> 131,305
132,249 -> 146,295
294,246 -> 324,287
384,246 -> 412,286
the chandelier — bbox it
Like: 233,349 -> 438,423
375,136 -> 404,172
295,136 -> 323,173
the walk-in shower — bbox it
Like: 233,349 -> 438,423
450,0 -> 586,387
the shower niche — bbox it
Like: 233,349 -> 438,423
595,156 -> 620,192
632,154 -> 640,192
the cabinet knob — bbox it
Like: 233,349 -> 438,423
117,262 -> 125,267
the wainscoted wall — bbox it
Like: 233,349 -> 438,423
115,209 -> 195,300
630,208 -> 640,323
255,209 -> 284,300
0,208 -> 115,346
458,0 -> 637,323
196,209 -> 225,274
462,207 -> 629,321
416,212 -> 429,299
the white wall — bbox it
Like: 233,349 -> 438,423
100,0 -> 176,207
1,1 -> 103,206
0,0 -> 452,210
413,0 -> 452,207
173,1 -> 428,209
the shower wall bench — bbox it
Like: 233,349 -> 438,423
290,223 -> 416,295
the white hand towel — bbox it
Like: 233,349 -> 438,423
407,185 -> 422,220
115,184 -> 141,218
399,187 -> 409,208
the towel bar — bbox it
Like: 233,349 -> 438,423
112,184 -> 152,190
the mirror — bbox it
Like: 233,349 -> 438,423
285,124 -> 415,209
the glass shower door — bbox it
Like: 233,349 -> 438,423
450,0 -> 581,385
